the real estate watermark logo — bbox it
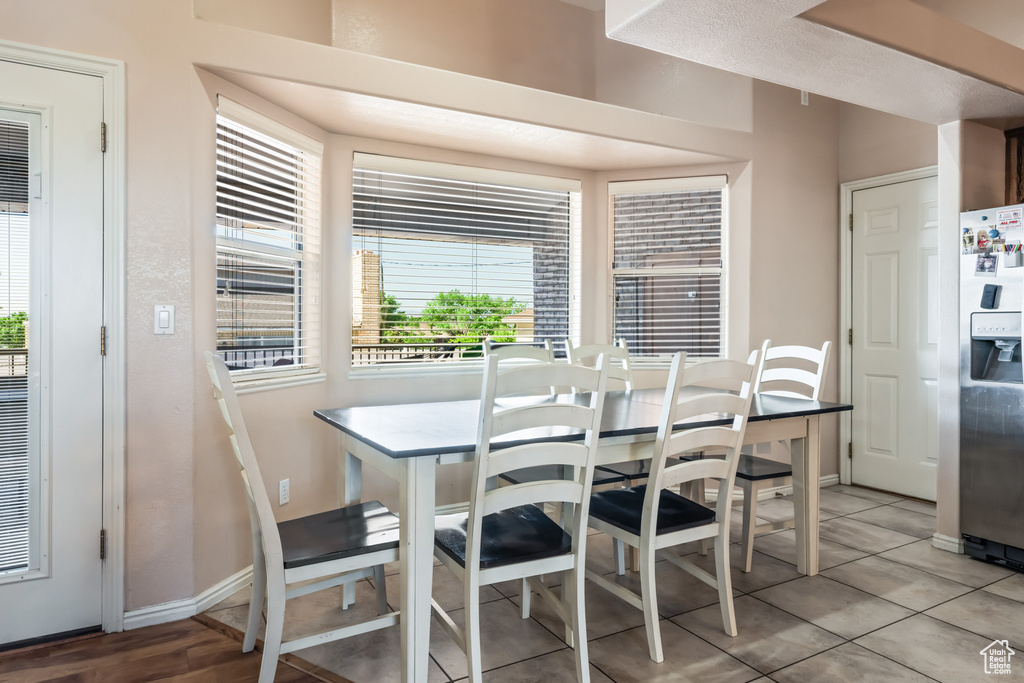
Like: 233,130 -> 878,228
980,639 -> 1015,675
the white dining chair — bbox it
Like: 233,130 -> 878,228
733,340 -> 831,572
564,338 -> 633,391
574,339 -> 648,480
584,349 -> 759,663
431,354 -> 610,683
565,338 -> 644,573
204,352 -> 400,683
492,339 -> 625,493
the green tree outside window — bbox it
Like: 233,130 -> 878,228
0,311 -> 27,349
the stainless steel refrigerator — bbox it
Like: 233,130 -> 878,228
960,204 -> 1024,570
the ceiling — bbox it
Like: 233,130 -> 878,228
605,0 -> 1024,128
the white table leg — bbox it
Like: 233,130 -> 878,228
345,450 -> 363,505
790,415 -> 820,575
399,456 -> 436,683
342,448 -> 364,609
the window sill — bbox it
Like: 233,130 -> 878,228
348,361 -> 488,380
233,372 -> 326,395
347,357 -> 715,379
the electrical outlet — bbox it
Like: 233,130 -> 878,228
279,478 -> 290,505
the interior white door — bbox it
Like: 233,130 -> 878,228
0,62 -> 105,645
851,176 -> 938,500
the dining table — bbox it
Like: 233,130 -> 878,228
314,387 -> 852,683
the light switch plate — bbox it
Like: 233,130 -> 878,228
154,305 -> 174,335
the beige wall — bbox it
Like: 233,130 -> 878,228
194,0 -> 332,45
914,0 -> 1024,51
748,82 -> 843,476
839,103 -> 938,183
962,121 -> 1006,211
0,0 -> 862,615
330,0 -> 598,100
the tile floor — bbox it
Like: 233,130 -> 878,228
204,485 -> 1024,682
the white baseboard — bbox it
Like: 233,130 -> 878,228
123,565 -> 253,631
931,532 -> 964,554
122,597 -> 198,631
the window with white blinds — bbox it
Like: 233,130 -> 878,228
0,117 -> 30,574
351,154 -> 580,368
215,99 -> 322,378
610,176 -> 726,364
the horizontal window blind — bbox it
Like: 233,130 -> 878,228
0,117 -> 30,574
611,178 -> 725,361
352,156 -> 578,367
215,112 -> 321,377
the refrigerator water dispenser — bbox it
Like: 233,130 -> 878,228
970,311 -> 1023,383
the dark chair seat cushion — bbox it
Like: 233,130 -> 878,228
596,460 -> 651,482
434,504 -> 572,570
279,500 -> 400,569
499,464 -> 625,487
589,485 -> 715,536
672,453 -> 793,482
736,454 -> 792,481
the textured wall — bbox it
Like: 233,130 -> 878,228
839,104 -> 938,184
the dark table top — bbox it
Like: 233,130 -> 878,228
315,388 -> 852,460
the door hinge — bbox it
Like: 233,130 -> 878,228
100,325 -> 106,356
100,529 -> 106,560
848,442 -> 853,459
100,122 -> 107,153
849,214 -> 853,231
848,328 -> 853,345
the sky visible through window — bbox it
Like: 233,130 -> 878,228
371,236 -> 534,315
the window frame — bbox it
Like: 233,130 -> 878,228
607,175 -> 729,367
215,97 -> 324,383
349,153 -> 582,376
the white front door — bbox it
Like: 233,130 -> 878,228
0,61 -> 105,645
850,176 -> 939,500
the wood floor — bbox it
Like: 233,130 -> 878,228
0,615 -> 351,683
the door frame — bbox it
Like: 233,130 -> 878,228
0,38 -> 126,634
839,166 -> 938,487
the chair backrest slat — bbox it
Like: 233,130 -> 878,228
667,424 -> 746,455
483,339 -> 555,363
484,340 -> 558,396
482,481 -> 586,516
565,338 -> 633,390
486,442 -> 589,478
673,391 -> 750,422
491,403 -> 598,437
660,457 -> 731,490
755,340 -> 831,400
